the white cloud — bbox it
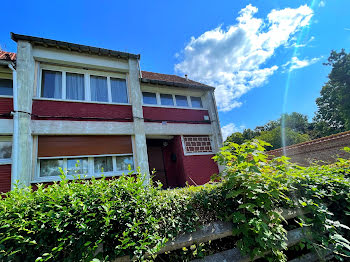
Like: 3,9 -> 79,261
175,4 -> 313,112
221,123 -> 245,140
283,56 -> 321,72
319,1 -> 325,7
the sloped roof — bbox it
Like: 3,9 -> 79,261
141,71 -> 214,90
0,51 -> 16,61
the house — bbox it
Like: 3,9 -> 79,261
0,33 -> 223,192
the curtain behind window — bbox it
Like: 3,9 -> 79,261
66,73 -> 85,100
41,70 -> 62,99
111,78 -> 128,103
90,76 -> 108,102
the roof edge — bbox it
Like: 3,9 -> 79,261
11,32 -> 140,60
140,78 -> 215,90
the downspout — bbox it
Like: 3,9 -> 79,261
8,63 -> 18,189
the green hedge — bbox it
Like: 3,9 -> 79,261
0,141 -> 349,261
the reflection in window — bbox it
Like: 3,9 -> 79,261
175,95 -> 188,107
116,156 -> 134,171
40,159 -> 63,177
41,70 -> 62,99
94,156 -> 113,173
142,92 -> 157,104
190,96 -> 203,108
0,141 -> 11,159
66,72 -> 85,101
111,78 -> 128,103
160,94 -> 174,106
90,76 -> 108,102
0,79 -> 13,96
67,158 -> 88,175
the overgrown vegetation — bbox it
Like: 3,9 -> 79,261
0,141 -> 349,261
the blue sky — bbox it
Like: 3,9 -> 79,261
1,0 -> 349,138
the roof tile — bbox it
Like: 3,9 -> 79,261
0,51 -> 16,61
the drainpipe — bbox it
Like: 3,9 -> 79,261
8,63 -> 18,189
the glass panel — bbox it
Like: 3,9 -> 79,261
0,79 -> 13,96
41,70 -> 62,99
175,95 -> 188,107
67,158 -> 88,175
191,96 -> 203,108
160,94 -> 174,106
116,156 -> 134,171
142,92 -> 157,104
0,141 -> 12,159
111,78 -> 128,103
40,159 -> 63,177
90,75 -> 108,102
66,72 -> 85,101
94,156 -> 113,173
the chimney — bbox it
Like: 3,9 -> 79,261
185,74 -> 188,81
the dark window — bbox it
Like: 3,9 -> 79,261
41,70 -> 62,99
0,79 -> 13,96
175,95 -> 188,107
142,92 -> 157,104
191,96 -> 203,108
160,94 -> 174,106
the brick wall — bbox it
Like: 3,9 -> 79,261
268,131 -> 350,166
0,164 -> 11,193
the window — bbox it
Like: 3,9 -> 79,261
94,156 -> 113,173
41,70 -> 62,99
0,141 -> 12,160
142,92 -> 157,104
67,158 -> 88,175
90,75 -> 108,102
40,159 -> 63,177
0,79 -> 13,96
66,73 -> 85,101
38,155 -> 134,179
111,78 -> 128,103
160,94 -> 174,106
191,96 -> 203,108
175,95 -> 189,107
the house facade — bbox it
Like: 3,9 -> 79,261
0,33 -> 223,192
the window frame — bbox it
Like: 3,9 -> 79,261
37,64 -> 130,105
34,153 -> 135,182
0,69 -> 13,98
0,136 -> 12,165
181,135 -> 214,156
142,91 -> 204,110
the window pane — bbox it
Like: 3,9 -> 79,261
111,78 -> 128,103
142,92 -> 157,105
41,70 -> 62,99
67,158 -> 88,175
66,73 -> 85,101
116,156 -> 134,171
0,79 -> 13,96
40,159 -> 63,177
0,141 -> 12,159
90,76 -> 108,102
160,94 -> 174,106
94,156 -> 113,173
175,95 -> 188,107
191,96 -> 203,108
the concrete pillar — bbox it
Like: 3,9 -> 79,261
11,41 -> 35,188
128,58 -> 150,183
204,90 -> 224,171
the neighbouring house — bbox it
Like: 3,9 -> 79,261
268,130 -> 350,166
0,33 -> 223,192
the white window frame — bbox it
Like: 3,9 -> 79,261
0,68 -> 14,98
0,136 -> 12,165
37,64 -> 130,105
142,91 -> 204,110
34,153 -> 135,183
181,135 -> 214,156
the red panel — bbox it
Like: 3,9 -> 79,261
163,136 -> 219,187
0,97 -> 13,119
32,100 -> 133,122
0,164 -> 11,193
142,106 -> 210,124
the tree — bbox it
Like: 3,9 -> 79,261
313,49 -> 350,136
